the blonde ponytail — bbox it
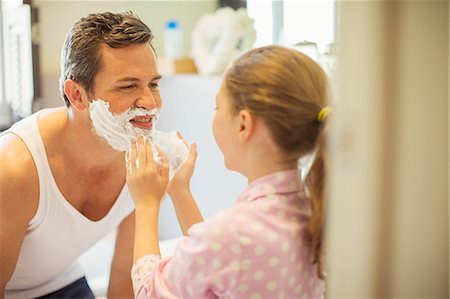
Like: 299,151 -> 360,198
306,124 -> 327,279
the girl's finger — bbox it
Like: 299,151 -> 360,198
125,148 -> 130,176
175,131 -> 188,147
136,136 -> 147,167
187,143 -> 198,166
155,145 -> 170,182
145,138 -> 157,168
128,140 -> 138,175
144,137 -> 154,167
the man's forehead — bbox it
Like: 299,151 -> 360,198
100,42 -> 154,54
96,44 -> 160,81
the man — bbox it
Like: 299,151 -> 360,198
0,12 -> 162,298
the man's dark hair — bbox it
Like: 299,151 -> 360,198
59,11 -> 154,106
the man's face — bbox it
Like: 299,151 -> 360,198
91,43 -> 162,130
87,43 -> 163,151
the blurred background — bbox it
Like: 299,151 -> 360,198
0,0 -> 448,298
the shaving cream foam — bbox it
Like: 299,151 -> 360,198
89,99 -> 189,179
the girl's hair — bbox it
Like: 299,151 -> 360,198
59,11 -> 154,107
224,45 -> 329,276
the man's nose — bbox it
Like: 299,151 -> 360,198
135,88 -> 157,110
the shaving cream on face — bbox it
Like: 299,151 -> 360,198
89,99 -> 160,151
90,99 -> 189,179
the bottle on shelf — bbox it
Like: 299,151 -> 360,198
164,19 -> 183,59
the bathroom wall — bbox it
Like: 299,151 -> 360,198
128,1 -> 217,59
34,0 -> 217,109
35,1 -> 130,77
35,0 -> 216,76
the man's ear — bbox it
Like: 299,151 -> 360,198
64,79 -> 90,111
237,109 -> 254,143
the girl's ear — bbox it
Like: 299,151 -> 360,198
64,79 -> 90,111
237,109 -> 254,143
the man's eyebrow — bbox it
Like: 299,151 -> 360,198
115,75 -> 162,83
115,77 -> 139,83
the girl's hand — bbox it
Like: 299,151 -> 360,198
167,134 -> 197,198
126,136 -> 169,208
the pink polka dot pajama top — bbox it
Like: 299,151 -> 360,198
131,169 -> 325,298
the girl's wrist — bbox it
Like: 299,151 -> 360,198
134,198 -> 161,211
168,188 -> 192,201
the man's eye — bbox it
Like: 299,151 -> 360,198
121,85 -> 135,90
150,83 -> 159,90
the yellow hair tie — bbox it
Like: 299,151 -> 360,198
317,106 -> 333,122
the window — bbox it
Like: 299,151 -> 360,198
0,0 -> 34,118
247,0 -> 335,53
247,0 -> 273,47
247,0 -> 336,77
283,0 -> 335,53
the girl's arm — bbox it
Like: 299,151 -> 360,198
126,137 -> 169,263
170,187 -> 203,236
168,143 -> 204,235
133,203 -> 160,263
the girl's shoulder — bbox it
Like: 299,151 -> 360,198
187,198 -> 305,247
187,203 -> 252,238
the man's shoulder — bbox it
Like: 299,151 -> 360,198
0,132 -> 39,200
0,133 -> 39,259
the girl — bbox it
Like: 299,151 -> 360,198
126,45 -> 331,298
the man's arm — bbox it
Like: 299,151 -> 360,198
107,212 -> 135,298
0,134 -> 39,296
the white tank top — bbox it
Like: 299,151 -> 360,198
3,111 -> 135,299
